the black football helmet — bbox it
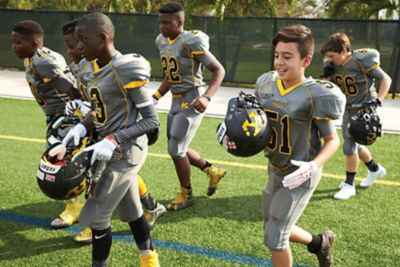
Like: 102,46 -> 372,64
36,137 -> 93,200
46,115 -> 81,146
216,92 -> 268,157
348,107 -> 382,146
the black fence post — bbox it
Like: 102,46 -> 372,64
392,41 -> 400,99
270,18 -> 277,71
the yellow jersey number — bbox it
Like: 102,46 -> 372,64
89,87 -> 107,125
264,109 -> 292,155
161,55 -> 182,83
28,80 -> 46,107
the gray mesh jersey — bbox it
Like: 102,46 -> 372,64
330,48 -> 385,108
84,52 -> 151,159
70,58 -> 93,102
255,71 -> 345,171
24,47 -> 76,116
155,30 -> 216,94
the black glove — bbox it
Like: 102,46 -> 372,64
321,62 -> 335,78
364,98 -> 382,113
146,127 -> 159,146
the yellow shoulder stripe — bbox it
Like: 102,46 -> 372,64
124,80 -> 148,90
313,116 -> 332,120
192,51 -> 206,55
365,63 -> 379,74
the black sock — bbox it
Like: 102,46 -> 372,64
345,172 -> 356,186
201,161 -> 212,170
183,185 -> 192,190
307,234 -> 322,254
365,159 -> 379,172
92,227 -> 112,262
141,192 -> 157,210
129,215 -> 153,251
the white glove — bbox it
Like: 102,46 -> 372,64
62,123 -> 87,146
84,136 -> 118,165
282,160 -> 318,189
65,99 -> 92,117
65,99 -> 83,115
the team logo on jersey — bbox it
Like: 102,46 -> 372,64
181,102 -> 189,109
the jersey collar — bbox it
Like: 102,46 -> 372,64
277,79 -> 302,96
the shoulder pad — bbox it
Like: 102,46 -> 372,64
155,34 -> 166,48
255,71 -> 277,99
181,30 -> 210,52
112,53 -> 151,84
310,79 -> 346,120
353,48 -> 380,70
33,48 -> 68,79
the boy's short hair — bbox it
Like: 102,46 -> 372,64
13,20 -> 44,37
159,2 -> 184,14
272,24 -> 314,59
61,18 -> 80,35
320,32 -> 351,54
77,12 -> 114,37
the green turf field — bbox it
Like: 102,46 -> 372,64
0,97 -> 399,267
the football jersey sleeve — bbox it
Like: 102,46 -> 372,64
312,80 -> 346,120
112,53 -> 151,90
354,49 -> 380,73
255,71 -> 276,101
34,53 -> 70,84
184,30 -> 216,66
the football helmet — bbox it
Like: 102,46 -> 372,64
36,137 -> 93,200
216,92 -> 268,157
46,115 -> 81,146
347,107 -> 382,145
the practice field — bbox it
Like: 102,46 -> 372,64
0,97 -> 399,267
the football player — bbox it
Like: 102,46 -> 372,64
255,25 -> 345,266
320,32 -> 392,200
11,20 -> 84,230
61,19 -> 166,245
153,2 -> 226,210
58,12 -> 160,266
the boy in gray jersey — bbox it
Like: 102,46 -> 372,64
256,25 -> 345,267
59,12 -> 160,266
153,2 -> 226,210
61,19 -> 166,246
11,20 -> 84,230
320,32 -> 391,200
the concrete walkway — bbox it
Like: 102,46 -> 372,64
1,69 -> 399,134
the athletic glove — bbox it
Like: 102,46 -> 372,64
62,122 -> 87,146
65,99 -> 92,117
84,136 -> 118,165
282,160 -> 318,189
365,98 -> 382,111
321,62 -> 335,78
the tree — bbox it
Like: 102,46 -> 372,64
326,0 -> 399,19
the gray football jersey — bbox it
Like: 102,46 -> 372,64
155,30 -> 216,94
85,52 -> 151,158
24,47 -> 75,116
255,71 -> 345,170
331,48 -> 385,108
70,58 -> 93,102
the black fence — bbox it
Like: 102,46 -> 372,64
1,9 -> 399,97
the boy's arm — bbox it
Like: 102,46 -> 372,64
377,73 -> 392,100
191,59 -> 225,112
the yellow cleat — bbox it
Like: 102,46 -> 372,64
73,227 -> 92,244
166,187 -> 194,211
51,200 -> 83,229
140,251 -> 160,267
145,203 -> 167,230
204,166 -> 226,196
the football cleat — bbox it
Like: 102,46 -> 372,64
333,183 -> 355,200
145,202 -> 167,230
51,200 -> 83,228
73,227 -> 92,244
166,187 -> 194,211
203,166 -> 226,196
140,251 -> 160,267
360,164 -> 386,188
316,231 -> 336,267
